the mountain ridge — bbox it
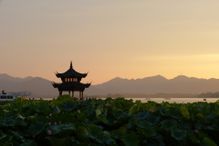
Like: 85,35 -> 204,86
0,73 -> 57,97
1,73 -> 219,97
86,75 -> 219,96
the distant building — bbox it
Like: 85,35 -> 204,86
52,62 -> 91,100
0,90 -> 17,101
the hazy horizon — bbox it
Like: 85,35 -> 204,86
1,72 -> 219,85
1,1 -> 219,84
3,72 -> 219,98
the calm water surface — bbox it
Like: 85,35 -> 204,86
126,97 -> 219,103
40,97 -> 219,103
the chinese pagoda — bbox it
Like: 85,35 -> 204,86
52,62 -> 91,100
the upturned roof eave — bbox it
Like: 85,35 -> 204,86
56,68 -> 87,78
52,82 -> 91,90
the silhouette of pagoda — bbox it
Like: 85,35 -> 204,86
52,62 -> 91,99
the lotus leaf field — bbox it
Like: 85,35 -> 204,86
0,96 -> 219,146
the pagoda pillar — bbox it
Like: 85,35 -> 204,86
79,92 -> 81,100
72,91 -> 74,97
79,92 -> 83,100
59,91 -> 62,96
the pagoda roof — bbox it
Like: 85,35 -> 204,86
56,62 -> 88,78
53,82 -> 91,91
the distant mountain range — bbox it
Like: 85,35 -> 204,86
86,75 -> 219,97
1,73 -> 219,98
0,74 -> 58,97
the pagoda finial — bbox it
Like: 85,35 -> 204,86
70,61 -> 73,69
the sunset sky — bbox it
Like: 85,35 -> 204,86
1,0 -> 219,84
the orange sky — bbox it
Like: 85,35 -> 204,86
1,0 -> 219,84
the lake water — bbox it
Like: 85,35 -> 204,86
38,97 -> 219,103
125,97 -> 219,103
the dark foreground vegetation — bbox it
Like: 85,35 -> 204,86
0,96 -> 219,146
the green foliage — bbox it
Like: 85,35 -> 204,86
0,96 -> 219,145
